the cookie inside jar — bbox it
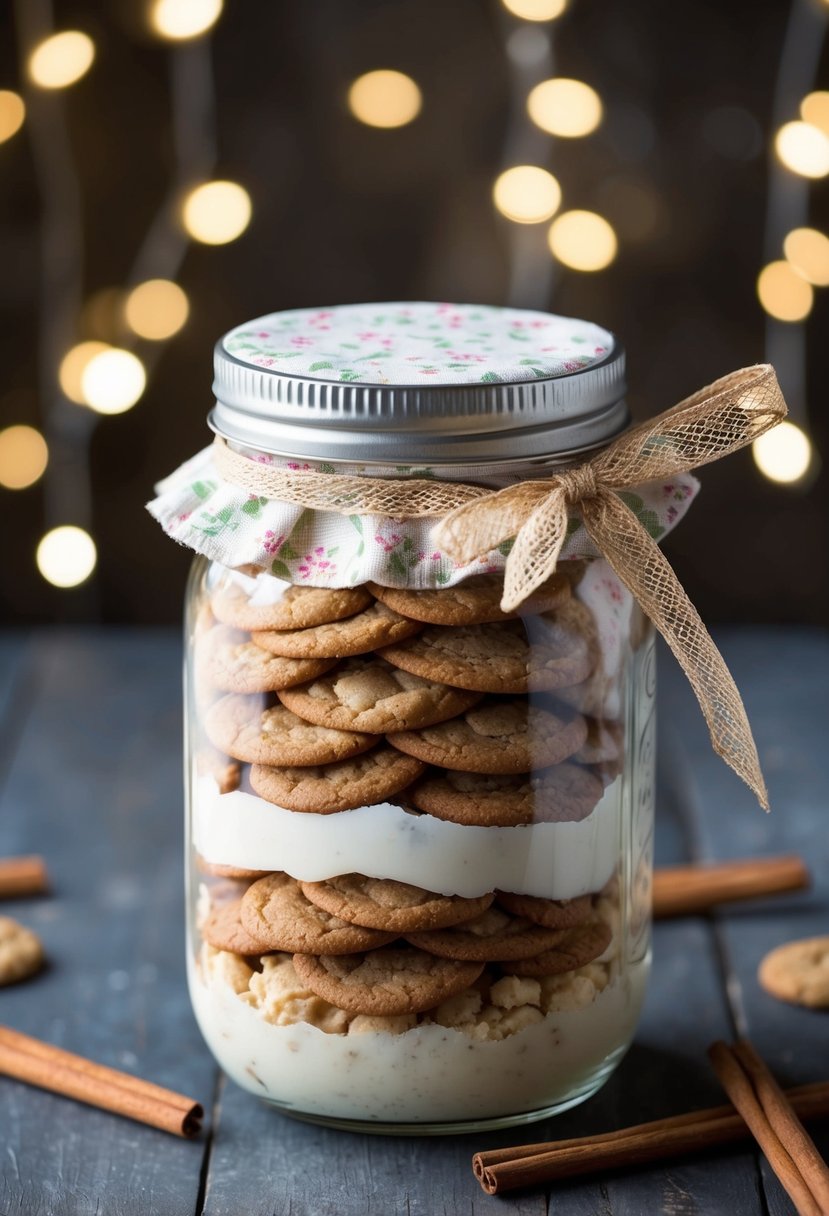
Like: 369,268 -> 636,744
185,559 -> 653,1128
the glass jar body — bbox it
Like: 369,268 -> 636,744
184,554 -> 654,1133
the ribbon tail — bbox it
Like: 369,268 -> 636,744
501,487 -> 569,613
433,482 -> 548,567
582,490 -> 769,810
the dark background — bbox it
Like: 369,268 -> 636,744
1,0 -> 827,626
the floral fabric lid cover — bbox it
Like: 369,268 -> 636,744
219,301 -> 612,383
148,302 -> 698,590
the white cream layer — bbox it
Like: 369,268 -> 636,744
193,773 -> 621,900
189,954 -> 647,1123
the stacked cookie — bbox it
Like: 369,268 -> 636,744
193,569 -> 622,1036
199,871 -> 616,1034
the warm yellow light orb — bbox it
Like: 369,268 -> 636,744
59,341 -> 111,404
29,31 -> 95,89
783,227 -> 829,287
752,421 -> 812,484
800,92 -> 829,137
501,0 -> 567,20
756,260 -> 813,322
182,180 -> 252,245
0,91 -> 25,143
548,210 -> 617,271
125,279 -> 189,340
151,0 -> 223,39
0,426 -> 48,490
493,165 -> 561,224
36,526 -> 97,588
347,70 -> 422,129
81,349 -> 146,414
775,121 -> 829,178
527,78 -> 602,138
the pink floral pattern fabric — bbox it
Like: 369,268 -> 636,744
147,445 -> 699,590
221,302 -> 614,385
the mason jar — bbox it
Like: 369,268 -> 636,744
167,303 -> 664,1133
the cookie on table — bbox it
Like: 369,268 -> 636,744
300,874 -> 495,932
406,906 -> 568,962
277,657 -> 482,734
205,694 -> 376,766
496,891 -> 593,929
251,602 -> 422,660
250,747 -> 425,814
409,761 -> 604,827
505,921 -> 612,977
367,572 -> 570,627
758,936 -> 829,1008
0,916 -> 44,986
211,582 -> 372,632
240,873 -> 397,955
379,614 -> 592,696
197,625 -> 337,695
200,899 -> 274,956
292,946 -> 485,1016
387,700 -> 587,775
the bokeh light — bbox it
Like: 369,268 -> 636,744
151,0 -> 223,40
0,426 -> 48,490
783,228 -> 829,286
548,210 -> 617,271
36,526 -> 97,588
59,341 -> 111,404
347,70 -> 422,129
492,166 -> 561,224
775,121 -> 829,179
800,91 -> 829,137
182,180 -> 252,245
81,349 -> 146,414
501,0 -> 567,19
28,31 -> 95,90
0,91 -> 26,144
756,260 -> 813,322
527,78 -> 602,138
125,279 -> 189,340
752,421 -> 812,484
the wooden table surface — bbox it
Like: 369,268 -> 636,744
0,627 -> 827,1216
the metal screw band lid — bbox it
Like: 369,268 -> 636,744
210,302 -> 628,464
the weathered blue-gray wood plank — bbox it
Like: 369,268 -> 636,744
0,633 -> 34,780
0,630 -> 216,1216
659,628 -> 829,1216
0,629 -> 825,1215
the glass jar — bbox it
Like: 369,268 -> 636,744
172,303 -> 660,1134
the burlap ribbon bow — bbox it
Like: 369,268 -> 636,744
213,363 -> 788,808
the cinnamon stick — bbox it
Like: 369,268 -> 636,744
653,855 -> 809,918
709,1041 -> 829,1216
472,1081 -> 829,1195
0,1025 -> 203,1138
733,1041 -> 829,1213
0,856 -> 49,899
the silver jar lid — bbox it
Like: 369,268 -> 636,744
210,302 -> 627,465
